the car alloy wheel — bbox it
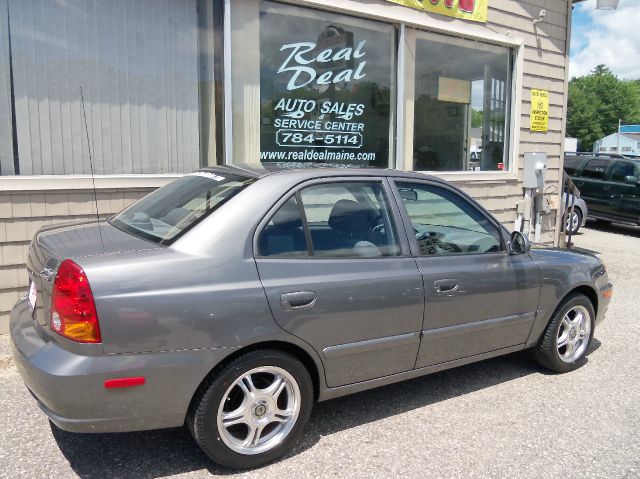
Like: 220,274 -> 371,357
188,350 -> 313,469
556,305 -> 591,363
533,293 -> 595,373
217,366 -> 301,455
565,210 -> 582,234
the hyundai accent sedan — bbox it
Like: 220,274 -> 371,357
11,166 -> 613,469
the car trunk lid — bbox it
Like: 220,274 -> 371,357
26,220 -> 162,330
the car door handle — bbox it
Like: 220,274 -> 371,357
603,186 -> 611,190
281,291 -> 316,311
433,279 -> 458,294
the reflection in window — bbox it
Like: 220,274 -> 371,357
581,159 -> 608,180
300,182 -> 400,257
411,32 -> 512,172
258,196 -> 308,257
609,162 -> 637,183
396,182 -> 502,255
0,0 -> 218,176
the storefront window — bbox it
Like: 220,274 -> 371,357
409,31 -> 512,172
231,0 -> 395,168
0,0 -> 219,176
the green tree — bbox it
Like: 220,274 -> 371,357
471,108 -> 483,128
567,65 -> 640,151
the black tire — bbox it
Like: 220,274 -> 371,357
534,293 -> 595,373
566,208 -> 583,234
187,350 -> 313,470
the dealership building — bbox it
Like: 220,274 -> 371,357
0,0 -> 574,331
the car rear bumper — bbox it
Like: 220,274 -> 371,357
10,299 -> 235,433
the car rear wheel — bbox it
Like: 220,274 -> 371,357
188,350 -> 313,469
565,208 -> 582,234
534,294 -> 595,373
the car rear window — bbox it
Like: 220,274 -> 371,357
110,171 -> 255,245
581,159 -> 609,180
563,156 -> 582,176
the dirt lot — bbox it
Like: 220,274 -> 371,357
1,221 -> 639,479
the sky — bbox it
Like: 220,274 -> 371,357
570,0 -> 640,80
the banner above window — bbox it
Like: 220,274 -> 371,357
387,0 -> 488,23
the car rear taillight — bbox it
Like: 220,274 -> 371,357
50,259 -> 102,343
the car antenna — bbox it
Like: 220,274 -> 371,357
80,86 -> 104,251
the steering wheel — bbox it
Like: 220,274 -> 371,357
369,214 -> 385,234
415,231 -> 462,254
469,236 -> 500,253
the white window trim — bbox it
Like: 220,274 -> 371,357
0,175 -> 182,192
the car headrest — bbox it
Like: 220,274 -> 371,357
271,200 -> 302,229
328,199 -> 372,234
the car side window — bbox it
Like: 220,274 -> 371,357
609,161 -> 636,183
299,182 -> 400,258
581,159 -> 609,180
395,182 -> 502,256
258,196 -> 309,257
563,157 -> 582,176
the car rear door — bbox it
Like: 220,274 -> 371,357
389,179 -> 540,368
254,178 -> 424,388
572,157 -> 612,216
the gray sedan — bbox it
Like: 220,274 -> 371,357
563,192 -> 588,234
11,166 -> 613,469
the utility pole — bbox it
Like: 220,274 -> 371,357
617,119 -> 621,153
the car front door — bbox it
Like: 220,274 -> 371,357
390,180 -> 540,368
254,178 -> 424,388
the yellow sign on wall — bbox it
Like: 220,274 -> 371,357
530,89 -> 549,132
387,0 -> 488,23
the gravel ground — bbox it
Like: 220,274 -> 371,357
1,220 -> 639,479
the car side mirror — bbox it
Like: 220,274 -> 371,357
509,231 -> 531,255
624,175 -> 640,185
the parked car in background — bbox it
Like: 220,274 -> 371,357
11,166 -> 612,469
562,192 -> 588,234
563,153 -> 640,226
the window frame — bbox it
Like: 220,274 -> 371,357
401,28 -> 516,176
226,0 -> 398,170
388,178 -> 509,258
253,176 -> 412,260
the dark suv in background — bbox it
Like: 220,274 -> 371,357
564,152 -> 640,226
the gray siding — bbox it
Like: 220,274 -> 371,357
0,189 -> 151,332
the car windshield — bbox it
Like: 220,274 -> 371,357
110,171 -> 256,245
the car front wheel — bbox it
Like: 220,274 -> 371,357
534,294 -> 595,373
188,350 -> 313,469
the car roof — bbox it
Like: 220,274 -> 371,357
198,163 -> 451,184
565,152 -> 639,161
